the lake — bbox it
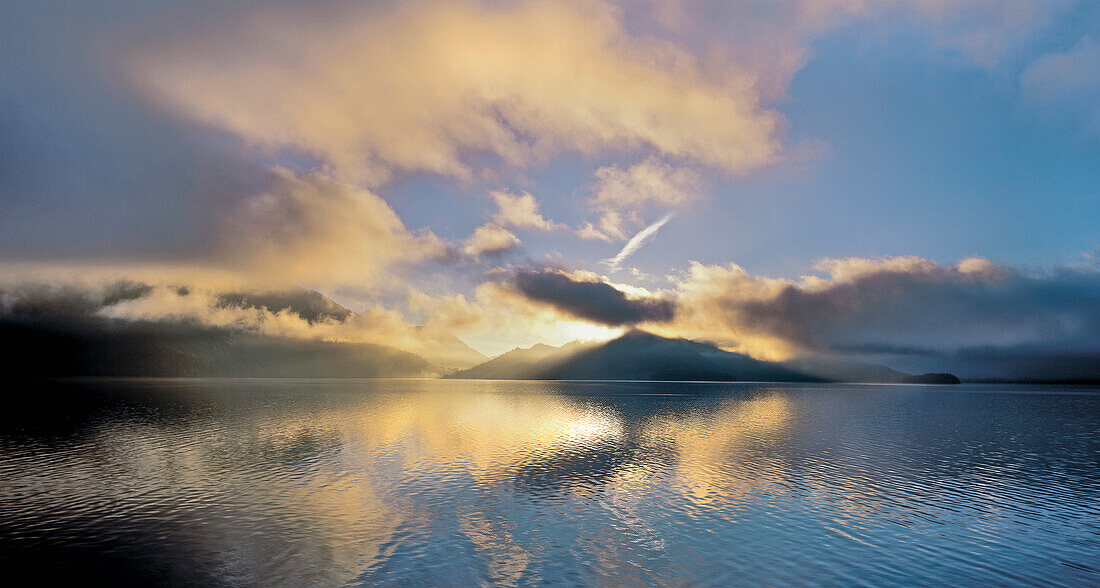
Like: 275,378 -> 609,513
0,379 -> 1097,586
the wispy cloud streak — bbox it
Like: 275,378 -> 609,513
601,212 -> 674,271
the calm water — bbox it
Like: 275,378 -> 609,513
0,379 -> 1097,586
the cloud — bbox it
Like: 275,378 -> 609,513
405,281 -> 625,357
899,0 -> 1080,66
3,0 -> 1096,372
595,210 -> 630,242
490,190 -> 564,231
0,277 -> 494,367
585,158 -> 698,243
575,222 -> 614,243
512,269 -> 675,326
602,213 -> 675,270
0,1 -> 264,262
592,158 -> 701,210
0,278 -> 411,342
1021,36 -> 1100,133
663,256 -> 1100,378
463,224 -> 521,257
616,0 -> 875,100
132,0 -> 781,185
214,167 -> 447,287
625,0 -> 1082,88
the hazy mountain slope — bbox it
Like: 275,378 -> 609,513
220,289 -> 484,369
218,289 -> 355,323
0,319 -> 436,378
446,341 -> 594,379
412,327 -> 487,370
781,356 -> 909,383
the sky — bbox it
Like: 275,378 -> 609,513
1,0 -> 1098,377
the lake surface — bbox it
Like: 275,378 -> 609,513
0,379 -> 1097,586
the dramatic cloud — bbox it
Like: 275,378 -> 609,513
463,224 -> 521,257
214,168 -> 447,287
405,282 -> 625,356
602,213 -> 675,271
664,256 -> 1100,378
132,0 -> 781,184
512,269 -> 675,326
3,0 -> 1096,371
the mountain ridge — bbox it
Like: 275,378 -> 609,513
0,286 -> 484,377
449,330 -> 932,383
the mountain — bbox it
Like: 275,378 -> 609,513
780,356 -> 910,383
449,330 -> 945,383
0,318 -> 436,378
536,331 -> 822,381
447,340 -> 596,379
451,331 -> 810,381
902,373 -> 961,384
218,289 -> 355,323
0,284 -> 491,378
411,327 -> 487,370
218,288 -> 484,369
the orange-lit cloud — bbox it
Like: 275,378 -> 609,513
463,224 -> 521,257
586,158 -> 699,243
490,191 -> 565,232
214,168 -> 447,287
3,0 -> 1096,372
132,0 -> 782,185
592,158 -> 701,211
660,255 -> 1100,363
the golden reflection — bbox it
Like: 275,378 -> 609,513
579,391 -> 795,557
642,395 -> 793,508
343,386 -> 623,484
460,512 -> 531,586
43,382 -> 799,584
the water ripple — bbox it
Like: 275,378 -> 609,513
0,379 -> 1097,586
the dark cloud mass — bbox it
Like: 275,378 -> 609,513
513,269 -> 675,326
765,268 -> 1098,353
681,260 -> 1100,380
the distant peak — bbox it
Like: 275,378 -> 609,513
616,329 -> 670,342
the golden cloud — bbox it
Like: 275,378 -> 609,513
592,158 -> 701,210
132,0 -> 781,185
463,224 -> 521,257
490,190 -> 564,231
216,167 -> 447,287
657,255 -> 1100,363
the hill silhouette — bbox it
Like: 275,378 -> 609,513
449,330 -> 929,382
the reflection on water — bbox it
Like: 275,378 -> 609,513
0,379 -> 1097,585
